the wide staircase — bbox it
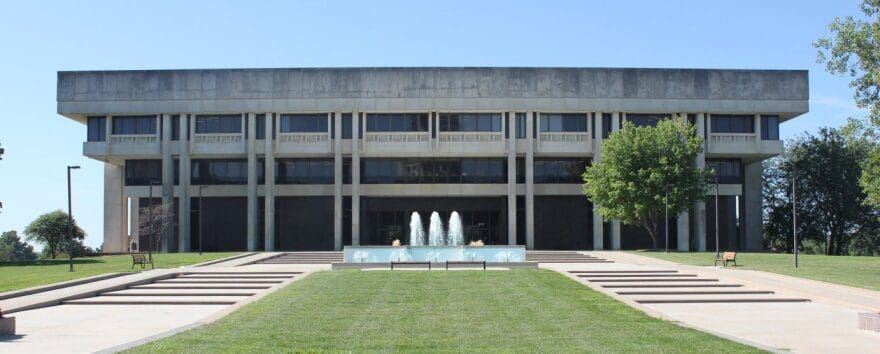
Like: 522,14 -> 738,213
526,251 -> 613,263
255,252 -> 344,265
62,271 -> 300,305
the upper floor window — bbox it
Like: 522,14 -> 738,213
534,159 -> 591,184
112,115 -> 156,135
761,115 -> 780,140
362,158 -> 506,184
195,114 -> 241,134
171,115 -> 180,141
626,113 -> 669,128
540,113 -> 588,132
255,114 -> 266,140
276,159 -> 334,184
711,114 -> 754,133
279,114 -> 327,133
342,114 -> 353,139
706,159 -> 742,184
124,160 -> 161,186
602,113 -> 612,139
192,159 -> 261,185
366,113 -> 429,132
516,113 -> 526,139
87,116 -> 106,142
439,113 -> 502,132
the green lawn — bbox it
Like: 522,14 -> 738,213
630,251 -> 880,291
0,252 -> 239,293
129,269 -> 762,353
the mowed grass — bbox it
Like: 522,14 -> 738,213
631,251 -> 880,291
129,269 -> 762,353
0,252 -> 239,293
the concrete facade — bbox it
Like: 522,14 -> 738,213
61,67 -> 808,253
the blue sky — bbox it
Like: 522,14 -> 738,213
0,0 -> 868,249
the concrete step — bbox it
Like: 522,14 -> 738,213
155,279 -> 283,284
569,270 -> 678,274
576,274 -> 697,278
182,272 -> 302,275
63,295 -> 248,305
586,278 -> 718,283
635,297 -> 811,304
602,284 -> 743,288
176,275 -> 294,279
130,284 -> 272,290
103,289 -> 257,296
616,290 -> 775,295
529,260 -> 614,263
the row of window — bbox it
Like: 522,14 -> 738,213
88,113 -> 783,142
362,159 -> 506,184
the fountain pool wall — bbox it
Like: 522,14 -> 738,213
343,245 -> 526,263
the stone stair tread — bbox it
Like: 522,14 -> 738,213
602,284 -> 744,288
130,284 -> 272,289
103,289 -> 257,296
586,278 -> 719,282
636,298 -> 811,304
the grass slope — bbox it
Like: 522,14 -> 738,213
130,269 -> 762,353
0,252 -> 239,293
631,251 -> 880,291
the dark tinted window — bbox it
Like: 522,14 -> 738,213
516,157 -> 525,183
439,113 -> 502,132
192,159 -> 261,185
711,115 -> 754,133
534,159 -> 591,183
195,115 -> 241,134
602,113 -> 612,139
761,115 -> 780,140
362,158 -> 506,184
540,113 -> 588,132
706,159 -> 742,184
366,113 -> 429,132
516,113 -> 526,139
276,159 -> 334,184
171,115 -> 180,141
280,114 -> 327,133
87,116 -> 106,142
626,113 -> 669,128
255,114 -> 266,140
342,114 -> 353,139
125,160 -> 162,186
112,115 -> 156,135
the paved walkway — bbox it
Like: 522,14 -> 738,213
544,251 -> 880,353
0,253 -> 322,353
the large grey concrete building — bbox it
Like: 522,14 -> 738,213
57,67 -> 808,253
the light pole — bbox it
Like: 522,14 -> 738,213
67,165 -> 80,272
198,185 -> 206,255
792,163 -> 798,269
664,184 -> 670,253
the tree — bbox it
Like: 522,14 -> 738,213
24,210 -> 85,259
0,231 -> 37,262
583,118 -> 712,248
815,0 -> 880,209
138,203 -> 174,253
762,128 -> 880,255
44,238 -> 97,258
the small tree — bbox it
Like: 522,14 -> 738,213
0,231 -> 38,262
24,210 -> 85,259
584,118 -> 712,248
138,203 -> 174,254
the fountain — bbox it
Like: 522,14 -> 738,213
409,212 -> 426,246
447,211 -> 464,246
428,211 -> 446,246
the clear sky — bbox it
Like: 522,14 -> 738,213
0,0 -> 869,250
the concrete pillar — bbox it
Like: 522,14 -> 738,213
592,112 -> 604,250
246,113 -> 258,251
677,212 -> 689,251
743,161 -> 763,251
507,112 -> 517,245
103,163 -> 127,253
130,197 -> 139,251
178,114 -> 191,252
264,113 -> 276,251
609,112 -> 622,250
525,111 -> 535,249
352,111 -> 361,245
160,114 -> 173,252
694,113 -> 708,251
334,112 -> 343,250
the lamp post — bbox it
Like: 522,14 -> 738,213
664,184 -> 670,253
67,165 -> 81,272
792,163 -> 798,269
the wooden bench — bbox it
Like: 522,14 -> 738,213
390,261 -> 431,270
131,253 -> 154,269
445,261 -> 487,270
714,252 -> 737,267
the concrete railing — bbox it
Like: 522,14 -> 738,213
438,132 -> 502,142
710,133 -> 757,145
192,133 -> 243,144
278,132 -> 329,143
109,135 -> 158,144
538,132 -> 590,143
364,132 -> 430,143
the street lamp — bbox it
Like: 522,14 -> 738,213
792,163 -> 798,269
67,165 -> 81,272
664,183 -> 670,253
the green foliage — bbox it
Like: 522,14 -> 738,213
23,210 -> 85,259
0,231 -> 37,262
762,128 -> 880,255
41,239 -> 98,258
863,146 -> 880,208
584,118 -> 711,248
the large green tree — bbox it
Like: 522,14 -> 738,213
583,118 -> 712,248
763,128 -> 880,255
815,0 -> 880,209
24,210 -> 85,259
0,231 -> 37,262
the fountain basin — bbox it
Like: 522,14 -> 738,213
343,245 -> 526,263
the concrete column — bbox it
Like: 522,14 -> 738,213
160,114 -> 173,252
694,113 -> 708,251
334,112 -> 343,250
754,114 -> 763,151
677,212 -> 689,251
103,163 -> 127,253
609,112 -> 622,250
264,113 -> 276,251
178,114 -> 191,252
592,112 -> 604,250
507,112 -> 517,245
525,111 -> 535,249
104,115 -> 112,140
352,111 -> 361,245
743,161 -> 763,251
130,197 -> 139,251
246,113 -> 257,251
